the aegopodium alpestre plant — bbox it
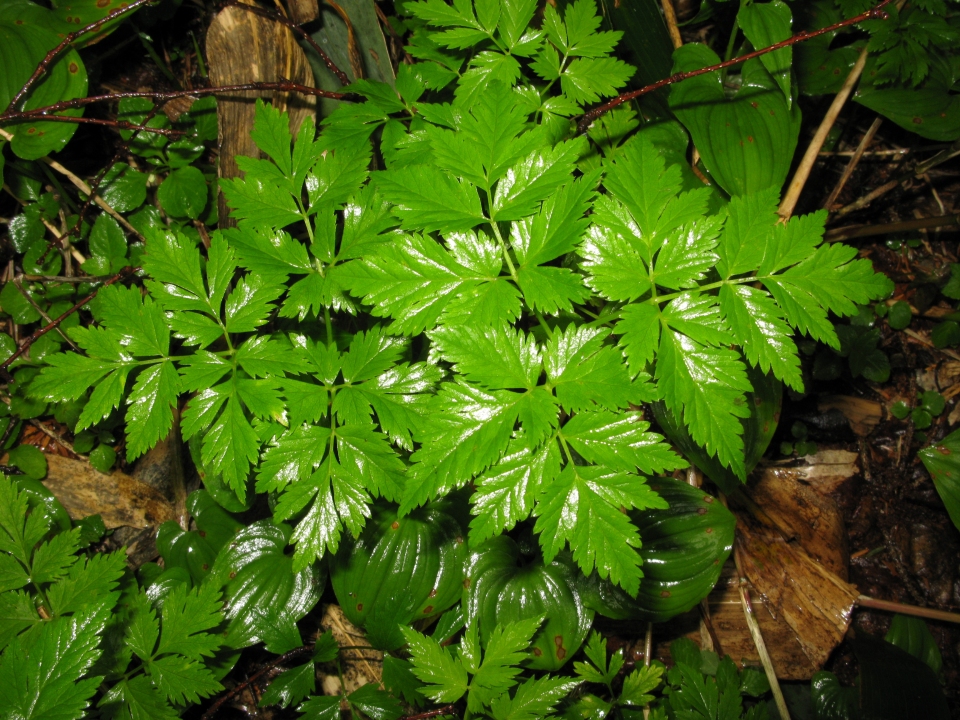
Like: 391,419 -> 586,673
30,0 -> 890,598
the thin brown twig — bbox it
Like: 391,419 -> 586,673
200,645 -> 316,720
824,213 -> 960,242
1,82 -> 353,125
0,113 -> 187,137
576,0 -> 894,134
822,116 -> 883,211
0,267 -> 137,382
219,0 -> 352,86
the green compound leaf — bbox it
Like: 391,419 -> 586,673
400,626 -> 469,703
0,602 -> 110,720
533,463 -> 667,595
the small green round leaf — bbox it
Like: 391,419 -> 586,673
8,443 -> 47,480
887,301 -> 912,330
0,280 -> 41,324
88,444 -> 117,473
100,163 -> 148,213
912,408 -> 932,430
932,321 -> 960,349
23,239 -> 61,275
891,401 -> 911,420
920,391 -> 946,417
85,214 -> 128,272
8,208 -> 44,253
158,166 -> 208,219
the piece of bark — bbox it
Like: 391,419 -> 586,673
206,0 -> 316,228
288,0 -> 319,24
132,411 -> 188,530
41,454 -> 176,529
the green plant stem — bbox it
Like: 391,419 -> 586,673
324,307 -> 334,346
489,219 -> 520,283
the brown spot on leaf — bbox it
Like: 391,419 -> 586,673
833,68 -> 841,75
533,648 -> 542,656
229,571 -> 237,579
97,0 -> 110,6
463,578 -> 472,588
356,603 -> 363,612
698,507 -> 708,515
913,117 -> 923,124
703,495 -> 713,503
747,136 -> 754,143
423,605 -> 434,614
391,521 -> 399,530
938,446 -> 951,455
199,530 -> 207,537
428,588 -> 437,598
201,563 -> 209,571
706,527 -> 714,534
661,590 -> 671,598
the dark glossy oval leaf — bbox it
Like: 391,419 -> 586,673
917,427 -> 960,533
669,44 -> 801,196
330,500 -> 466,651
464,535 -> 593,671
578,477 -> 735,623
208,520 -> 325,651
854,632 -> 950,720
0,21 -> 87,160
810,670 -> 860,720
738,0 -> 793,102
884,614 -> 942,675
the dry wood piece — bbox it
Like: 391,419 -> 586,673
206,0 -> 316,227
40,453 -> 176,528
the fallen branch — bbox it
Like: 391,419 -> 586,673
824,213 -> 960,242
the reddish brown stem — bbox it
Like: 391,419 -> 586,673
200,645 -> 316,720
219,0 -> 353,86
576,0 -> 894,133
0,267 -> 137,382
5,0 -> 157,113
0,113 -> 187,137
400,705 -> 458,720
0,82 -> 354,125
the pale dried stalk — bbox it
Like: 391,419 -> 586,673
738,581 -> 791,720
778,45 -> 869,222
661,0 -> 683,49
858,595 -> 960,624
822,116 -> 883,210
